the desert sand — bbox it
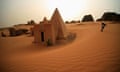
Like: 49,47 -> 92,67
0,22 -> 120,72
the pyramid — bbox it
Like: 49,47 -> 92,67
50,8 -> 67,39
33,8 -> 67,44
43,17 -> 48,22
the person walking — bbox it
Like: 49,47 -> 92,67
101,22 -> 106,32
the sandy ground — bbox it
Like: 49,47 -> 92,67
0,22 -> 120,72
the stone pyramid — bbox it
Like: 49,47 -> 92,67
50,8 -> 67,39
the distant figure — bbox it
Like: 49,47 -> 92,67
101,22 -> 106,32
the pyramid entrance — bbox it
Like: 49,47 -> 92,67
41,32 -> 44,42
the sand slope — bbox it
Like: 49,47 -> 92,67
0,22 -> 120,72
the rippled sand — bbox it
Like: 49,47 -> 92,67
0,22 -> 120,72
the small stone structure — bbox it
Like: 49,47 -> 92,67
33,8 -> 67,45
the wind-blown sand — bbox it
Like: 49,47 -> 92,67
0,22 -> 120,72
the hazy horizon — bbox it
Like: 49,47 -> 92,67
0,0 -> 120,28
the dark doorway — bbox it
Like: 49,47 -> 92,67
41,32 -> 44,42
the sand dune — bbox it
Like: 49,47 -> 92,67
0,22 -> 120,72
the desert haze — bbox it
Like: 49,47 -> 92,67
0,22 -> 120,72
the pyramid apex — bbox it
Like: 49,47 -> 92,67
53,8 -> 59,15
55,8 -> 58,10
50,8 -> 64,22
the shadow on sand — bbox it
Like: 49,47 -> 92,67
3,32 -> 77,55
